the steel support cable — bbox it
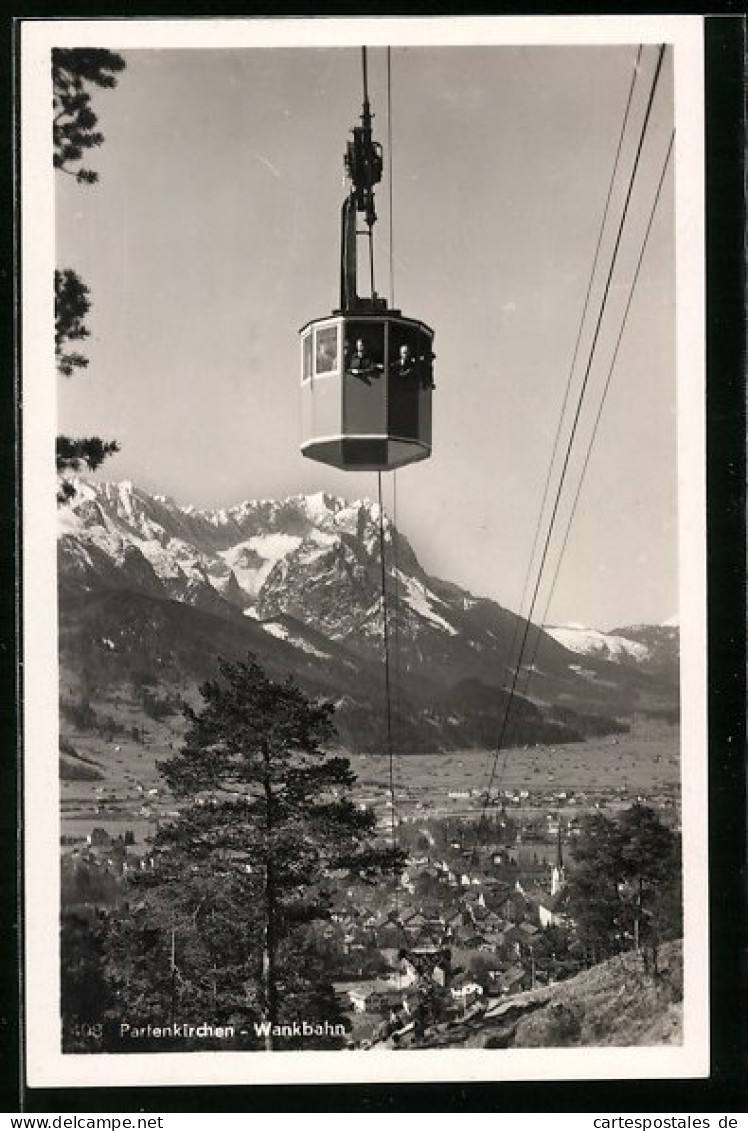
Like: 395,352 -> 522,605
377,471 -> 399,908
520,131 -> 676,696
390,471 -> 404,957
386,49 -> 402,802
485,43 -> 644,796
475,43 -> 668,830
362,45 -> 369,104
369,228 -> 376,300
361,46 -> 376,300
387,46 -> 395,306
471,44 -> 668,855
387,495 -> 405,988
499,45 -> 643,690
476,43 -> 668,831
391,471 -> 403,787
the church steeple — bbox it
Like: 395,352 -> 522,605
550,820 -> 565,897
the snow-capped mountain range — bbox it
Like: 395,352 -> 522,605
59,479 -> 447,645
58,478 -> 679,752
544,624 -> 646,664
544,623 -> 649,663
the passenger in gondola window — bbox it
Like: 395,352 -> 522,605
348,337 -> 375,375
419,346 -> 436,390
392,342 -> 417,378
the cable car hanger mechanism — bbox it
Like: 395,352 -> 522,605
299,45 -> 434,473
340,47 -> 386,313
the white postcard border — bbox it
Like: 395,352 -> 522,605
21,13 -> 708,1089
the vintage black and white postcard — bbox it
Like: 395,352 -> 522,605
21,15 -> 708,1089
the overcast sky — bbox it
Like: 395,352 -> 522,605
56,42 -> 677,630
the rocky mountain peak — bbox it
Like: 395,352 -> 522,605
57,476 -> 679,753
59,477 -> 410,617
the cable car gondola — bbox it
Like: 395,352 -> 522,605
300,49 -> 434,472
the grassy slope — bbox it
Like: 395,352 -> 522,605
510,940 -> 683,1047
415,940 -> 683,1049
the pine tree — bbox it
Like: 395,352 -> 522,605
566,811 -> 627,963
566,804 -> 681,971
61,909 -> 113,1052
53,48 -> 126,184
53,48 -> 125,495
54,268 -> 91,376
618,802 -> 682,975
104,655 -> 401,1051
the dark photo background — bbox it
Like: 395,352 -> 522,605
5,9 -> 745,1115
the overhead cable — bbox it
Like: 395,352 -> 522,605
521,129 -> 676,689
489,42 -> 645,782
471,44 -> 669,852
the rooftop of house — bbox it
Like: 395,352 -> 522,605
451,971 -> 484,991
340,977 -> 407,1000
497,965 -> 527,987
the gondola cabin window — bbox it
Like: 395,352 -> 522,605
344,321 -> 385,380
301,331 -> 313,384
315,325 -> 339,376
